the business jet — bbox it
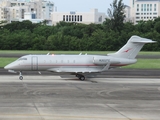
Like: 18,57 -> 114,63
4,35 -> 156,80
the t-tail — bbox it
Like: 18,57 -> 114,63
108,35 -> 156,59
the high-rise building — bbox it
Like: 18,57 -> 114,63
0,0 -> 54,23
124,5 -> 131,22
130,0 -> 160,24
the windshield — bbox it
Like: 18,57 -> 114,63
18,58 -> 27,61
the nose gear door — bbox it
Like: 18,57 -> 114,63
32,56 -> 38,70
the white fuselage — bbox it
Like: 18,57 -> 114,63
4,54 -> 137,73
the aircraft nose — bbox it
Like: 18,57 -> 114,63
4,64 -> 13,70
4,64 -> 9,70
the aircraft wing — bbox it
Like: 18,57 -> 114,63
47,68 -> 100,78
47,62 -> 110,79
47,62 -> 110,73
47,68 -> 100,73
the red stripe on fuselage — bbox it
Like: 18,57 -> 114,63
21,64 -> 129,67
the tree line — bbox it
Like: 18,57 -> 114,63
0,19 -> 159,51
0,0 -> 159,51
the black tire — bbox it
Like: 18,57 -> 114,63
80,76 -> 85,81
19,76 -> 23,80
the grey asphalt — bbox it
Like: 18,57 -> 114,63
1,53 -> 160,120
1,68 -> 160,79
0,76 -> 160,120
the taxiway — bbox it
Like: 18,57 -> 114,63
0,76 -> 159,120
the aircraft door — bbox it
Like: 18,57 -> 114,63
32,56 -> 38,70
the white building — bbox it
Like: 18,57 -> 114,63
124,5 -> 131,22
130,0 -> 160,24
51,9 -> 107,25
19,12 -> 44,23
0,0 -> 54,24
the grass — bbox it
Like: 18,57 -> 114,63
122,59 -> 160,69
0,57 -> 17,68
0,50 -> 110,55
0,50 -> 160,55
0,57 -> 160,69
138,51 -> 160,55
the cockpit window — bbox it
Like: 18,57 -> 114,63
18,58 -> 27,61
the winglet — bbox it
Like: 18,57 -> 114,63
101,60 -> 110,72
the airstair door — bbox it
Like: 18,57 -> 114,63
32,56 -> 38,70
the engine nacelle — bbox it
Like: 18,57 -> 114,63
93,56 -> 110,65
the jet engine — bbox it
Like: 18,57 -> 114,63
93,56 -> 110,65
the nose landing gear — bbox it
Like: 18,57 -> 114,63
19,71 -> 23,80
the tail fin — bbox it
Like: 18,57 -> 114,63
108,35 -> 156,59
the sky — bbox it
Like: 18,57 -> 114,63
51,0 -> 130,14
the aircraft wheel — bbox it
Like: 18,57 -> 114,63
76,74 -> 78,77
80,76 -> 85,81
19,76 -> 23,80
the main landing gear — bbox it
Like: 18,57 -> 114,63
76,74 -> 85,81
19,71 -> 23,80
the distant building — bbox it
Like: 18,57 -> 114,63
130,0 -> 160,24
0,0 -> 54,24
124,5 -> 131,22
51,9 -> 107,25
19,12 -> 44,23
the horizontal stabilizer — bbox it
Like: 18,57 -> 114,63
130,36 -> 156,43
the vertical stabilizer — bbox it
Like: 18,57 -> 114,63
108,35 -> 156,59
